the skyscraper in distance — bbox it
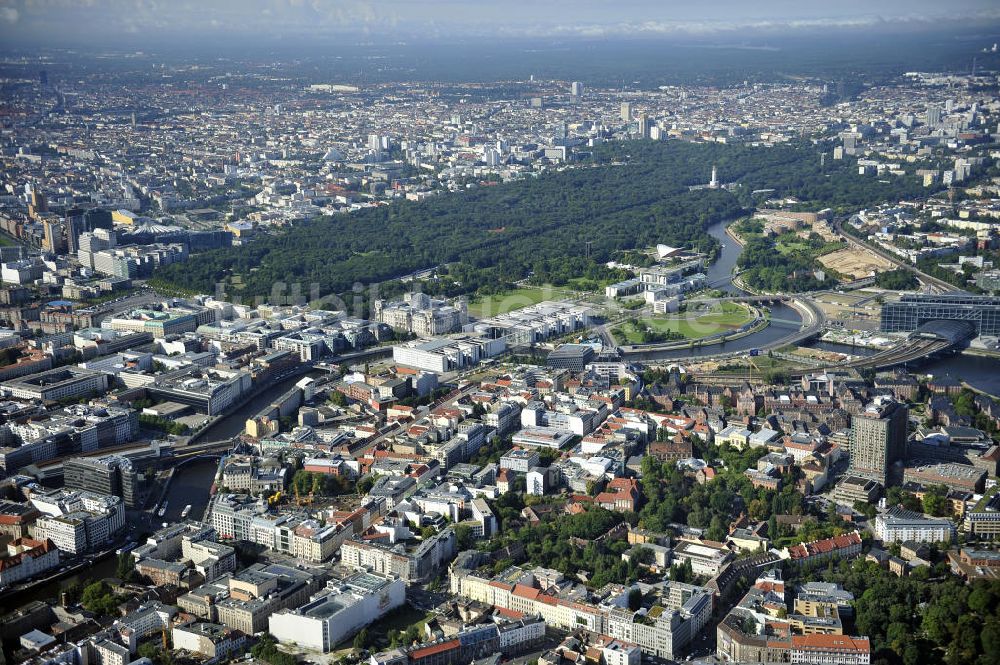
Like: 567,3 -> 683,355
621,102 -> 632,123
637,113 -> 650,139
926,105 -> 942,126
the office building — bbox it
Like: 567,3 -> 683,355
926,105 -> 942,126
31,489 -> 125,554
172,622 -> 249,663
849,396 -> 907,485
500,449 -> 539,473
340,528 -> 455,583
546,344 -> 594,371
790,635 -> 870,665
268,572 -> 405,652
638,113 -> 651,138
0,538 -> 59,586
64,455 -> 140,508
673,539 -> 733,576
43,220 -> 66,254
783,532 -> 863,566
605,582 -> 714,660
0,366 -> 109,401
965,490 -> 1000,539
216,563 -> 320,634
374,294 -> 466,337
393,335 -> 505,374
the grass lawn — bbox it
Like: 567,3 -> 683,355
687,301 -> 752,326
0,233 -> 18,247
467,284 -> 572,319
615,321 -> 651,344
775,238 -> 810,255
615,302 -> 752,343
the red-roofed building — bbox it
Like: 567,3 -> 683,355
497,468 -> 512,495
595,478 -> 641,513
0,538 -> 59,586
496,606 -> 525,620
649,435 -> 693,463
785,531 -> 862,566
790,634 -> 870,664
408,639 -> 462,665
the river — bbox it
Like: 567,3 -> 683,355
637,220 -> 1000,387
0,370 -> 330,609
807,340 -> 880,357
808,340 -> 1000,395
627,219 -> 804,361
704,218 -> 743,295
921,353 -> 1000,396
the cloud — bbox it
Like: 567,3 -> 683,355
489,12 -> 1000,39
1,0 -> 998,45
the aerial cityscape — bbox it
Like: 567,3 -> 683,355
2,2 -> 1000,665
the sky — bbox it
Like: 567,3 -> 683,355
1,0 -> 999,47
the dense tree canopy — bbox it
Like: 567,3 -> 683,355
153,139 -> 926,303
875,268 -> 919,290
795,558 -> 1000,665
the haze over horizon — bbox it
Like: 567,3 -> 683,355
2,0 -> 1000,49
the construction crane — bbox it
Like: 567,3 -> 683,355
293,485 -> 314,506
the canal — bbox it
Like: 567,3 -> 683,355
198,369 -> 325,444
809,341 -> 1000,395
160,458 -> 219,523
1,552 -> 118,609
0,371 -> 326,608
631,220 -> 1000,380
807,340 -> 880,357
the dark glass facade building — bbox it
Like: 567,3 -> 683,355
880,294 -> 1000,336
